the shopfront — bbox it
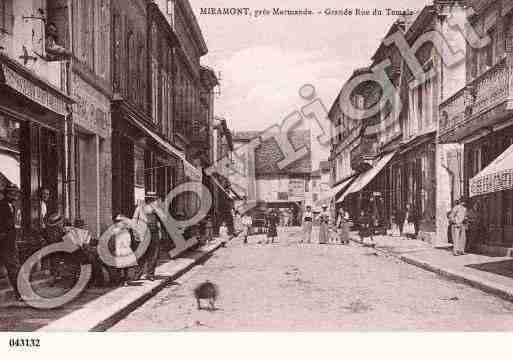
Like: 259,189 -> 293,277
0,54 -> 74,262
337,151 -> 396,227
388,133 -> 437,241
467,123 -> 513,251
71,72 -> 112,235
112,99 -> 185,218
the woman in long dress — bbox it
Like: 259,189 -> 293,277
265,209 -> 279,244
302,205 -> 314,243
109,215 -> 140,286
337,207 -> 350,245
318,205 -> 330,244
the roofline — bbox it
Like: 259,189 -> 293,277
176,0 -> 208,56
405,5 -> 436,42
371,20 -> 405,62
328,67 -> 371,118
148,2 -> 179,46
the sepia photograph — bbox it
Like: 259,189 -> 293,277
0,0 -> 512,356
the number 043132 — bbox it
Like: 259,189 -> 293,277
8,338 -> 40,348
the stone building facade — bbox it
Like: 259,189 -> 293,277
439,0 -> 513,254
329,1 -> 469,244
0,0 -> 219,277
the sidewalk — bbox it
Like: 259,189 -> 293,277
0,238 -> 225,332
349,232 -> 513,302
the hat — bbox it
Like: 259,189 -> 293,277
4,183 -> 20,194
114,214 -> 129,222
47,213 -> 63,227
145,191 -> 158,199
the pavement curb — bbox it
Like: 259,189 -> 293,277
349,232 -> 513,303
37,239 -> 226,332
400,254 -> 513,303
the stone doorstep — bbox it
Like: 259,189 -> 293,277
36,238 -> 225,332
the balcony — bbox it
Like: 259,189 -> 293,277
439,57 -> 513,142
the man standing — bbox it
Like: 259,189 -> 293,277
0,184 -> 22,301
39,188 -> 50,272
241,212 -> 252,244
449,199 -> 468,256
40,188 -> 50,231
318,205 -> 330,244
133,192 -> 161,281
336,207 -> 350,245
302,205 -> 314,243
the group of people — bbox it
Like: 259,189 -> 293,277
278,208 -> 294,227
0,184 -> 168,302
390,204 -> 420,239
0,184 -> 82,302
302,205 -> 351,245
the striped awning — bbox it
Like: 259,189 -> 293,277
470,143 -> 513,197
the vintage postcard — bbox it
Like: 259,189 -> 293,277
0,0 -> 512,356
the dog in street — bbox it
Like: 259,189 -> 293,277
194,281 -> 219,311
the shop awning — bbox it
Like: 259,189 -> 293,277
315,177 -> 353,207
129,116 -> 202,182
230,182 -> 247,200
229,187 -> 243,200
337,151 -> 396,203
210,175 -> 233,199
470,143 -> 513,197
0,153 -> 20,187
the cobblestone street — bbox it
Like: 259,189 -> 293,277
111,228 -> 513,331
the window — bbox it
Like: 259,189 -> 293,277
485,28 -> 495,67
97,0 -> 109,78
127,28 -> 136,102
138,37 -> 145,109
78,0 -> 95,68
112,10 -> 122,92
0,1 -> 12,34
161,69 -> 168,133
427,79 -> 434,127
471,48 -> 478,78
472,147 -> 482,177
417,85 -> 423,130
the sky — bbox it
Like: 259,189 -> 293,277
191,0 -> 430,133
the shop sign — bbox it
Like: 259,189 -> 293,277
288,179 -> 305,200
1,64 -> 67,115
72,75 -> 110,138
